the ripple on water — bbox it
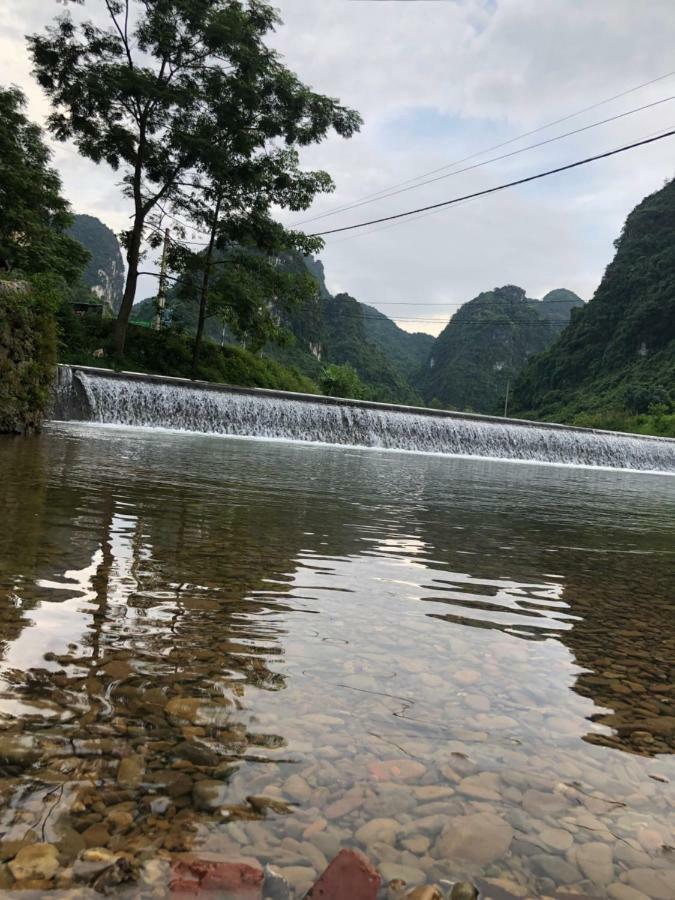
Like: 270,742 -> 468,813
0,425 -> 673,897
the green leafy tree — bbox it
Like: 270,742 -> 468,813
29,0 -> 361,358
168,142 -> 334,374
0,86 -> 88,281
320,362 -> 365,400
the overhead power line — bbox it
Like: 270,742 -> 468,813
294,93 -> 675,226
292,68 -> 675,226
309,129 -> 675,237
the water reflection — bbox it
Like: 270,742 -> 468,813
0,426 -> 673,898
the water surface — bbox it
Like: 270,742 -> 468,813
0,425 -> 674,898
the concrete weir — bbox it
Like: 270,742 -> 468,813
51,364 -> 675,472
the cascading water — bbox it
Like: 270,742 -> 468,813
52,365 -> 675,472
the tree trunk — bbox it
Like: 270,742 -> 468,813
113,215 -> 145,360
191,195 -> 221,380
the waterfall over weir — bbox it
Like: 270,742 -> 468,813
53,365 -> 675,472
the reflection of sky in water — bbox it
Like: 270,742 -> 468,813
0,424 -> 673,897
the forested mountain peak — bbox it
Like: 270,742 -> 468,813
418,284 -> 582,413
513,177 -> 675,427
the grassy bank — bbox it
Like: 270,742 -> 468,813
59,313 -> 318,394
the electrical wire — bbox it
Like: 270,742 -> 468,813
291,68 -> 675,226
293,93 -> 675,226
309,128 -> 675,237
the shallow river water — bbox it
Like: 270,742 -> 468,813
0,424 -> 674,898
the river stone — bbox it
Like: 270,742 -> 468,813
367,760 -> 426,782
174,741 -> 220,767
277,865 -> 315,894
355,818 -> 401,846
379,861 -> 425,885
576,840 -> 614,885
284,774 -> 312,803
521,789 -> 569,817
458,772 -> 502,801
539,826 -> 573,852
0,734 -> 39,766
625,868 -> 674,900
607,886 -> 651,900
8,844 -> 60,881
193,780 -> 228,810
435,812 -> 513,865
531,854 -> 581,884
450,884 -> 478,900
117,754 -> 145,789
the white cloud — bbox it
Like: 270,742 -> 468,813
1,0 -> 674,332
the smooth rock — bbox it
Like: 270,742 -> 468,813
435,812 -> 513,865
540,826 -> 573,852
8,844 -> 60,882
626,868 -> 675,900
379,862 -> 425,885
531,854 -> 581,885
117,754 -> 145,789
607,885 -> 651,900
355,818 -> 401,846
367,760 -> 426,782
407,886 -> 444,900
284,774 -> 312,803
458,772 -> 502,801
576,840 -> 614,886
450,884 -> 478,900
193,779 -> 228,811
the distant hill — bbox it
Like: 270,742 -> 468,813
513,178 -> 675,432
68,214 -> 125,313
417,284 -> 583,413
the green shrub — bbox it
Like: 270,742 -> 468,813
59,317 -> 318,394
0,276 -> 61,433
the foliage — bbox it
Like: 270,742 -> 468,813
59,317 -> 318,394
0,86 -> 88,281
513,178 -> 675,433
0,276 -> 63,433
29,0 -> 361,355
360,304 -> 434,380
67,214 -> 125,313
417,285 -> 583,413
320,363 -> 365,400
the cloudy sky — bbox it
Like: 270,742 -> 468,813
1,0 -> 674,334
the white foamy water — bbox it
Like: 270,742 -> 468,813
53,366 -> 675,472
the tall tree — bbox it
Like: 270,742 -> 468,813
0,85 -> 88,281
29,0 -> 361,357
167,142 -> 331,375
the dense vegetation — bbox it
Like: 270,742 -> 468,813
0,278 -> 61,434
418,285 -> 583,413
0,87 -> 88,433
60,315 -> 317,395
30,0 -> 360,357
67,214 -> 125,314
513,178 -> 675,436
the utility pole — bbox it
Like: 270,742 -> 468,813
154,228 -> 170,331
503,378 -> 511,417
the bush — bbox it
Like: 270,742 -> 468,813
58,317 -> 319,394
320,362 -> 365,399
0,276 -> 61,433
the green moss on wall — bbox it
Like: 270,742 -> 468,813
0,277 -> 59,433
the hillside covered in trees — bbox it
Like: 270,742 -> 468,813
417,285 -> 583,412
513,178 -> 675,435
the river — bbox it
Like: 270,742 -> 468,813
0,424 -> 673,898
